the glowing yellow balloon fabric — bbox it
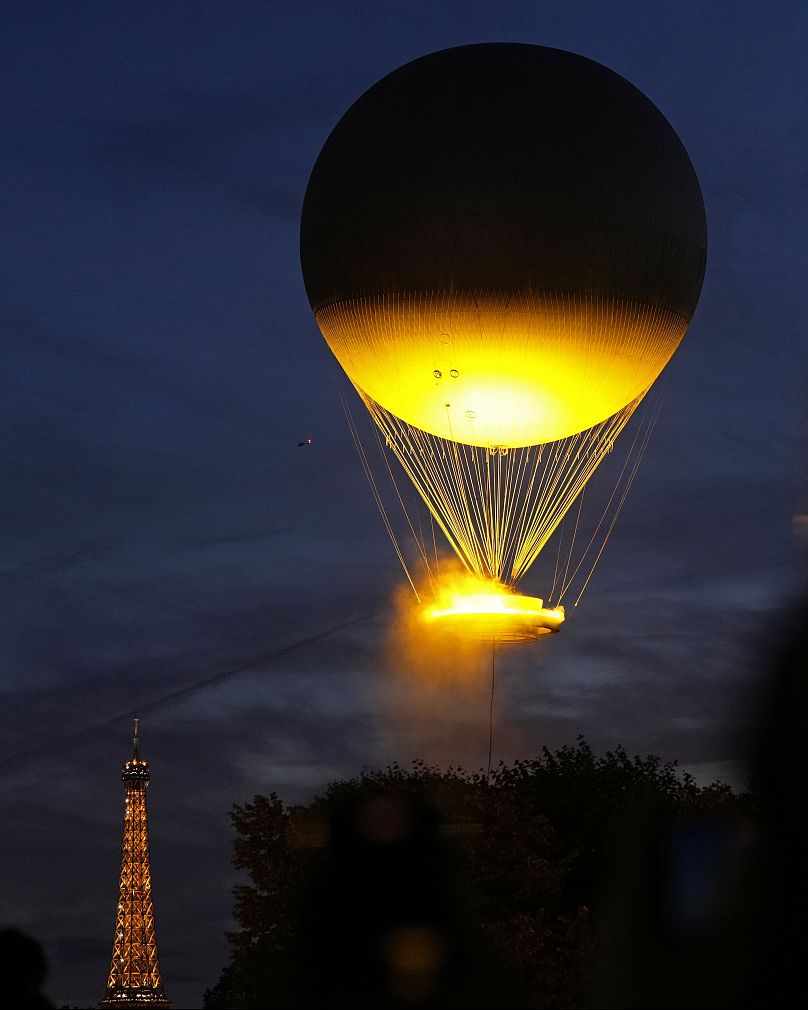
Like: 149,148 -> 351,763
301,44 -> 707,612
318,293 -> 685,447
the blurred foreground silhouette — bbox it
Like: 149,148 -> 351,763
0,928 -> 55,1008
204,603 -> 807,1008
204,747 -> 746,1008
595,601 -> 808,1007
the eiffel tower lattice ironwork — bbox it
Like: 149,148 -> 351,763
100,720 -> 170,1008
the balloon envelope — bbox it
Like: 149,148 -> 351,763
301,43 -> 706,447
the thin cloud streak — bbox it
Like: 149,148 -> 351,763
0,607 -> 385,777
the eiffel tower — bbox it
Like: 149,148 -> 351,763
100,720 -> 171,1007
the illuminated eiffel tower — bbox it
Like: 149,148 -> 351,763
100,720 -> 170,1008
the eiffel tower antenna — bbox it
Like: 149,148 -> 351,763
99,722 -> 170,1008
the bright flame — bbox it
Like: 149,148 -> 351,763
422,575 -> 564,643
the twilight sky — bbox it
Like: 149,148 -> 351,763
2,2 -> 807,1007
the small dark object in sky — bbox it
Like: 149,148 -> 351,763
298,438 -> 313,447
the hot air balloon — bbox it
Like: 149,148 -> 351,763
300,44 -> 706,642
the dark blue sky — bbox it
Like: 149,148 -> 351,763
2,2 -> 807,1007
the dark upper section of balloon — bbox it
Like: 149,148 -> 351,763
300,44 -> 707,318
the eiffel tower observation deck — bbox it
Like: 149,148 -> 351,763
99,720 -> 171,1008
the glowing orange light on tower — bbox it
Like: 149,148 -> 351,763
100,720 -> 170,1008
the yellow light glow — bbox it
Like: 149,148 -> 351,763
318,292 -> 685,446
422,575 -> 565,643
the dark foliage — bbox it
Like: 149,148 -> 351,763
204,740 -> 748,1009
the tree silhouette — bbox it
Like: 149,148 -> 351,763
204,741 -> 747,1009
